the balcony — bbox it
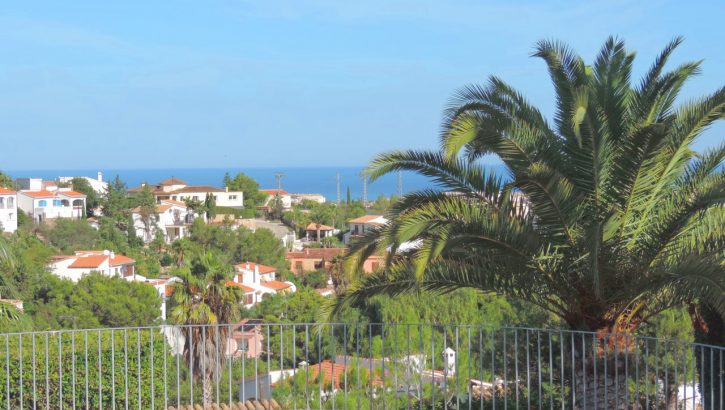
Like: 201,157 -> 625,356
0,323 -> 721,409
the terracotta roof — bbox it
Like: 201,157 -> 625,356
20,190 -> 56,198
110,255 -> 135,266
225,281 -> 255,293
261,280 -> 291,291
130,203 -> 176,213
57,190 -> 86,198
160,199 -> 188,207
260,189 -> 290,196
305,223 -> 334,231
0,187 -> 16,194
234,262 -> 277,274
286,248 -> 347,261
68,255 -> 108,269
348,215 -> 385,224
306,361 -> 382,390
158,177 -> 187,186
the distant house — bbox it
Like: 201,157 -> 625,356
304,222 -> 335,241
208,215 -> 256,232
226,261 -> 296,308
144,276 -> 180,320
286,247 -> 384,275
291,193 -> 326,204
128,177 -> 244,208
259,189 -> 292,210
226,319 -> 265,359
48,250 -> 136,282
16,180 -> 86,223
57,171 -> 108,195
130,200 -> 202,243
286,248 -> 346,275
0,187 -> 18,233
343,215 -> 388,244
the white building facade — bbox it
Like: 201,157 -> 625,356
17,188 -> 86,223
0,188 -> 18,233
343,215 -> 388,244
131,200 -> 202,243
228,262 -> 296,308
57,172 -> 108,195
130,178 -> 244,208
48,250 -> 135,282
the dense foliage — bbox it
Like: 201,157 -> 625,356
337,37 -> 725,334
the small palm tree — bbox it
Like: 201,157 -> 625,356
334,37 -> 725,334
170,252 -> 242,405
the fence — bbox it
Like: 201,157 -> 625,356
0,323 -> 722,409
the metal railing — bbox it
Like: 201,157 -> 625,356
0,323 -> 722,409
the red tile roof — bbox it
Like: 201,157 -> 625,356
57,190 -> 86,198
158,177 -> 187,186
20,190 -> 56,198
68,255 -> 108,269
261,280 -> 291,291
305,223 -> 334,231
286,248 -> 347,261
234,262 -> 276,274
306,361 -> 382,389
110,255 -> 135,266
260,189 -> 290,196
0,187 -> 16,194
225,281 -> 255,293
347,215 -> 385,224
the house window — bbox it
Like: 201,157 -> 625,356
53,199 -> 62,207
0,198 -> 4,208
38,200 -> 47,208
244,294 -> 254,305
7,197 -> 13,207
229,195 -> 237,200
295,261 -> 303,272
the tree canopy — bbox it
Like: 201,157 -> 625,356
336,37 -> 725,333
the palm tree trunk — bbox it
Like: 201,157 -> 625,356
202,373 -> 213,405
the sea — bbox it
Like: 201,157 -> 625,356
5,167 -> 503,201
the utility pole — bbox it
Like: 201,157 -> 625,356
361,171 -> 367,207
397,171 -> 403,197
336,172 -> 341,206
275,172 -> 285,191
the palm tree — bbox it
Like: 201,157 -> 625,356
170,252 -> 242,405
334,37 -> 725,335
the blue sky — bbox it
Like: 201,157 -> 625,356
1,0 -> 723,170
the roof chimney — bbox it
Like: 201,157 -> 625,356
246,262 -> 250,270
110,251 -> 115,260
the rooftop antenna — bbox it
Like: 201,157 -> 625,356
275,172 -> 285,191
397,171 -> 403,197
336,172 -> 341,206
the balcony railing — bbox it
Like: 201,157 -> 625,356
0,323 -> 722,409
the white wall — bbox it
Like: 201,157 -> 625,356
0,194 -> 18,233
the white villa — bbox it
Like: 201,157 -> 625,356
129,177 -> 244,208
131,200 -> 203,244
48,250 -> 136,282
226,262 -> 296,308
343,214 -> 388,244
57,171 -> 108,195
0,187 -> 18,233
16,178 -> 86,223
259,189 -> 293,209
